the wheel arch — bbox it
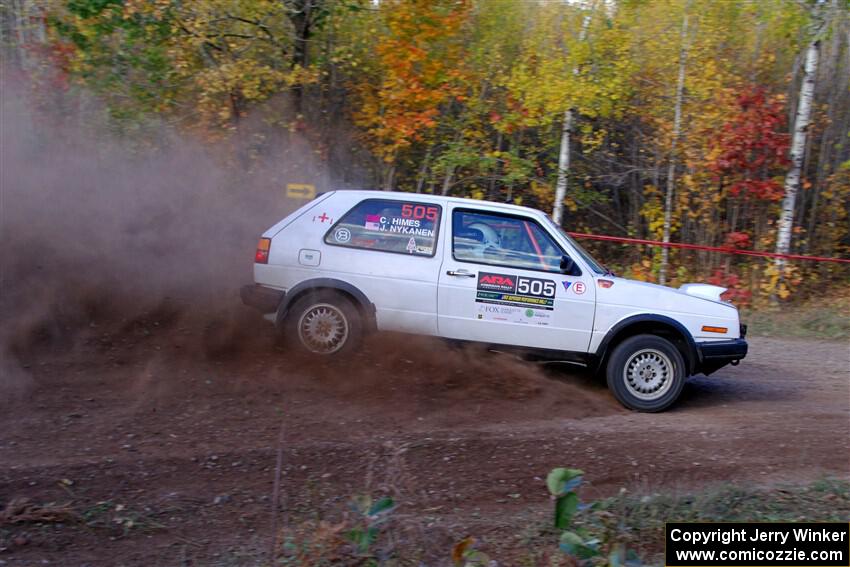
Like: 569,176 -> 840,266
593,314 -> 699,376
276,278 -> 377,332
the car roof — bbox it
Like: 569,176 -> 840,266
326,189 -> 547,218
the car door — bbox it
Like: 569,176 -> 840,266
437,206 -> 596,353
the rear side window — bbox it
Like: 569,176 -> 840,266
324,199 -> 441,257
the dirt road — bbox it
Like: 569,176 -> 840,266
1,314 -> 848,565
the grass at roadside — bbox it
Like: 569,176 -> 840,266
7,477 -> 845,565
743,292 -> 850,340
233,477 -> 850,565
566,477 -> 850,564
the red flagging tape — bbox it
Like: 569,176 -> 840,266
567,232 -> 850,264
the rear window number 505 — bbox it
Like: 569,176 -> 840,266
401,204 -> 439,222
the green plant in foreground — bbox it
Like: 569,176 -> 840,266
547,467 -> 626,566
346,494 -> 395,559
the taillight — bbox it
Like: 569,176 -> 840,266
255,238 -> 271,264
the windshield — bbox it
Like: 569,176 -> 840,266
542,216 -> 608,275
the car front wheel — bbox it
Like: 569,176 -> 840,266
606,334 -> 686,412
284,291 -> 362,356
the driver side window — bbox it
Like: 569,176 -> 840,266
452,209 -> 574,273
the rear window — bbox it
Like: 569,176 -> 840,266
324,199 -> 442,257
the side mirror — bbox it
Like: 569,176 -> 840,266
560,255 -> 575,274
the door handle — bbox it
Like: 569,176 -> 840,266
446,270 -> 476,278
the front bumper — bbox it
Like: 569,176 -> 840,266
240,284 -> 285,313
695,338 -> 748,375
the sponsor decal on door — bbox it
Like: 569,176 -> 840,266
477,273 -> 516,293
476,303 -> 552,325
475,272 -> 556,323
562,280 -> 586,294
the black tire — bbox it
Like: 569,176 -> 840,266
605,334 -> 686,412
283,290 -> 362,356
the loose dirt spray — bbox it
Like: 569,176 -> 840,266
0,75 -> 307,399
1,73 -> 620,417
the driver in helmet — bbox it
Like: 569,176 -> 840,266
465,222 -> 502,259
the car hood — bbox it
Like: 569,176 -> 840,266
600,277 -> 737,316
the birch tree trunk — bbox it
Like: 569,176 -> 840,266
381,161 -> 396,191
552,109 -> 573,224
14,0 -> 30,69
414,144 -> 433,194
440,166 -> 455,196
775,37 -> 821,269
487,130 -> 503,200
658,13 -> 689,287
552,14 -> 591,226
805,19 -> 840,252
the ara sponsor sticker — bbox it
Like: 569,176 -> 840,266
573,281 -> 586,295
478,272 -> 516,293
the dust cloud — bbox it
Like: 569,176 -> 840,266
0,75 -> 311,396
1,74 -> 615,416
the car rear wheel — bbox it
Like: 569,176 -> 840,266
285,291 -> 362,356
606,334 -> 686,412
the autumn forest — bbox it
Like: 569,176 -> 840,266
3,0 -> 849,304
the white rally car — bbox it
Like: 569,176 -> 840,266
242,190 -> 747,411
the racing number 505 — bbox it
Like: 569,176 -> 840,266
517,277 -> 556,298
401,203 -> 439,222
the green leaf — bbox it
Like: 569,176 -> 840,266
578,541 -> 600,559
348,526 -> 379,553
367,496 -> 395,517
559,530 -> 600,559
559,530 -> 584,555
364,526 -> 378,549
546,468 -> 584,496
554,492 -> 578,529
347,527 -> 363,547
562,476 -> 584,493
